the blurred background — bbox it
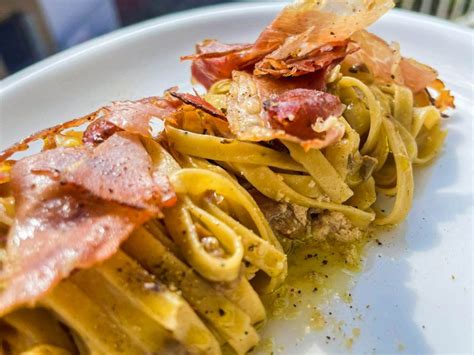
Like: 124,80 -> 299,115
0,0 -> 472,78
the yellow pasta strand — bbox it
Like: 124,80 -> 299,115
284,141 -> 353,203
235,163 -> 375,228
95,251 -> 219,354
374,118 -> 414,225
338,77 -> 382,154
166,125 -> 305,172
3,308 -> 75,353
42,280 -> 145,354
123,229 -> 259,354
165,196 -> 244,282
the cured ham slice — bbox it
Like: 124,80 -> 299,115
252,0 -> 391,76
65,132 -> 174,210
226,71 -> 344,150
254,40 -> 357,77
83,97 -> 178,143
264,88 -> 344,140
0,97 -> 178,161
0,133 -> 174,315
185,0 -> 393,87
184,40 -> 254,89
253,66 -> 329,96
345,30 -> 442,94
82,119 -> 122,145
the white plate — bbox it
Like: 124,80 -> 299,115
0,3 -> 473,354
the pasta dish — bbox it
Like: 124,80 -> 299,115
0,0 -> 454,354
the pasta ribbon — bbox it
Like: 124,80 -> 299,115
234,163 -> 375,228
166,125 -> 305,172
338,76 -> 382,154
374,118 -> 414,225
123,229 -> 260,354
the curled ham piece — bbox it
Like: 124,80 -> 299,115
264,88 -> 344,140
251,0 -> 393,57
0,132 -> 175,315
345,30 -> 441,94
82,119 -> 122,146
253,69 -> 329,96
399,58 -> 438,93
187,41 -> 255,90
184,0 -> 393,88
83,97 -> 178,144
183,40 -> 254,89
254,40 -> 358,77
226,71 -> 344,150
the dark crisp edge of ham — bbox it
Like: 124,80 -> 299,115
1,96 -> 179,162
169,92 -> 227,120
263,88 -> 344,140
0,113 -> 97,162
0,132 -> 173,315
253,40 -> 357,78
181,39 -> 252,60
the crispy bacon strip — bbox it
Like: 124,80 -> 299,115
184,0 -> 393,87
226,71 -> 344,150
0,133 -> 174,315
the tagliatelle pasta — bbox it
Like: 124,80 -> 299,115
0,0 -> 454,354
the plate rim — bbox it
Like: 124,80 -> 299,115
1,2 -> 473,93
